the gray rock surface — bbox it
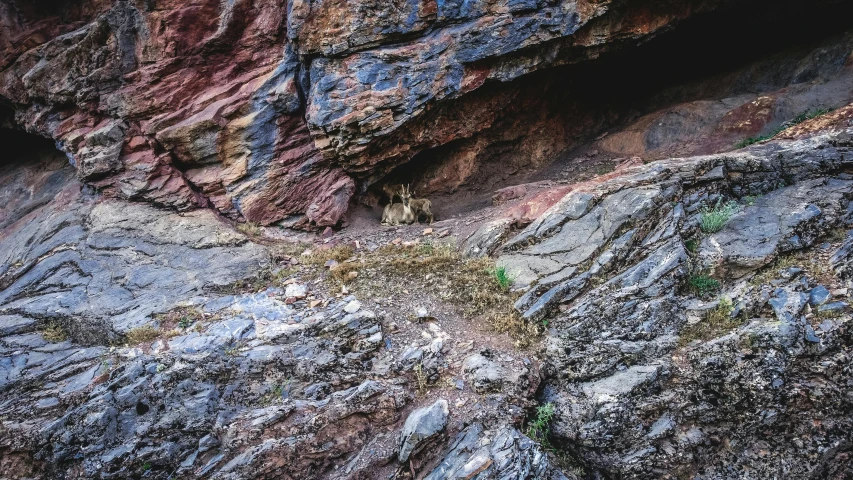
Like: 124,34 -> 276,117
484,127 -> 853,478
462,353 -> 504,394
399,399 -> 449,462
424,423 -> 571,480
0,173 -> 267,340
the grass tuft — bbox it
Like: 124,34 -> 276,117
699,199 -> 739,233
492,266 -> 512,291
125,326 -> 162,345
42,321 -> 68,343
306,245 -> 355,266
679,297 -> 742,346
236,221 -> 262,237
688,274 -> 720,298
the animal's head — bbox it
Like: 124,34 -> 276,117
399,185 -> 412,205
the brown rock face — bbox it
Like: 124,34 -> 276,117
0,0 -> 849,227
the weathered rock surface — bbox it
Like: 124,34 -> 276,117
475,125 -> 853,477
6,0 -> 849,228
398,399 -> 449,462
5,2 -> 853,477
0,161 -> 267,341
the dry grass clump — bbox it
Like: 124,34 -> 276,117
320,240 -> 540,347
154,306 -> 207,331
42,321 -> 68,343
679,297 -> 743,346
750,249 -> 836,287
211,265 -> 298,295
125,326 -> 162,345
236,221 -> 262,237
306,244 -> 355,265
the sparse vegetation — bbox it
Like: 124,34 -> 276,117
684,238 -> 699,253
742,195 -> 760,206
41,321 -> 68,343
526,402 -> 556,447
679,297 -> 742,346
750,249 -> 837,287
306,244 -> 355,265
414,363 -> 428,393
236,221 -> 262,237
155,306 -> 206,330
315,240 -> 540,347
211,264 -> 298,295
816,307 -> 844,320
689,274 -> 720,297
262,379 -> 293,405
125,326 -> 161,345
700,199 -> 739,233
735,108 -> 833,148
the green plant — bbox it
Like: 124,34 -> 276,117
689,274 -> 720,297
492,266 -> 512,291
526,402 -> 556,446
735,108 -> 832,148
684,238 -> 699,253
699,199 -> 739,233
141,462 -> 152,472
742,195 -> 760,206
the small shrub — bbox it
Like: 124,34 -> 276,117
526,402 -> 556,446
689,274 -> 720,297
684,238 -> 699,253
735,134 -> 774,149
492,266 -> 512,291
679,297 -> 741,346
125,326 -> 161,345
700,199 -> 739,233
742,195 -> 759,206
42,322 -> 68,343
734,108 -> 832,149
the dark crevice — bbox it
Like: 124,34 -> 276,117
366,0 -> 853,217
0,126 -> 75,230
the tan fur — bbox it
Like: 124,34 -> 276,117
409,198 -> 434,224
381,186 -> 415,225
383,183 -> 434,224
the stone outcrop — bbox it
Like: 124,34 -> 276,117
467,123 -> 853,477
5,0 -> 836,228
5,0 -> 853,478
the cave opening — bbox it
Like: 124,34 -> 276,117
367,0 -> 853,220
0,116 -> 76,229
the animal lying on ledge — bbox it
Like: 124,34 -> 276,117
381,183 -> 434,225
381,185 -> 415,225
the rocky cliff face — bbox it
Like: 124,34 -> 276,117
3,0 -> 823,228
5,1 -> 853,479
